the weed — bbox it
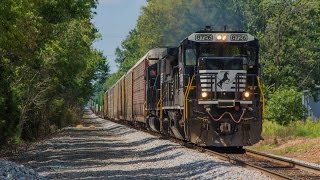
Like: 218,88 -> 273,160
273,144 -> 312,155
262,119 -> 320,138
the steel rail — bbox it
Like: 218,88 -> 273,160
245,148 -> 320,176
202,149 -> 294,180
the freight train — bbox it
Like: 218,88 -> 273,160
102,27 -> 264,147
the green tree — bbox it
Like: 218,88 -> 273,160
242,0 -> 320,96
111,0 -> 248,82
0,0 -> 108,145
105,0 -> 319,124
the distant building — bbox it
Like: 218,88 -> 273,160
302,90 -> 320,120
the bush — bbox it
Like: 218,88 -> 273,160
265,86 -> 306,125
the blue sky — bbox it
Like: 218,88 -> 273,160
92,0 -> 147,73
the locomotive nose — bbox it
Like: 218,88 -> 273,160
197,68 -> 253,107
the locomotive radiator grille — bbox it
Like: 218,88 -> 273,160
199,70 -> 247,93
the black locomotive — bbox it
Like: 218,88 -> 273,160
104,27 -> 264,147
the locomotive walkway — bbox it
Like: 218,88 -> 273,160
7,110 -> 271,179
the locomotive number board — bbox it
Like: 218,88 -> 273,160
195,34 -> 214,41
188,33 -> 255,42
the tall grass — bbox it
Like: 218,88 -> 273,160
262,119 -> 320,138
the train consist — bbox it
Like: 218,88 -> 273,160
102,27 -> 264,147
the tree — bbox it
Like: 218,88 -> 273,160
111,0 -> 248,82
105,0 -> 320,124
0,0 -> 108,145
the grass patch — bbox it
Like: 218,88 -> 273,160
251,143 -> 277,151
252,119 -> 320,164
293,120 -> 320,137
262,119 -> 320,138
272,144 -> 312,155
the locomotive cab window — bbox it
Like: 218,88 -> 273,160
185,48 -> 197,66
200,57 -> 244,70
198,43 -> 248,70
246,47 -> 258,66
199,43 -> 244,57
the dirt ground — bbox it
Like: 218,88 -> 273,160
250,137 -> 320,165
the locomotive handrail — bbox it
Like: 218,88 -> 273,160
256,76 -> 265,115
157,83 -> 170,118
184,74 -> 195,121
157,88 -> 165,119
183,76 -> 191,121
143,102 -> 147,116
207,108 -> 246,123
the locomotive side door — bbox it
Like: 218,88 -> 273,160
182,45 -> 197,109
179,44 -> 198,139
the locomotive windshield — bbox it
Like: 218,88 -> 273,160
200,57 -> 244,70
184,42 -> 259,70
198,43 -> 245,57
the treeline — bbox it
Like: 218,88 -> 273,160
104,0 -> 320,124
0,0 -> 109,146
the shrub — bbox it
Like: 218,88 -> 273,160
265,86 -> 306,125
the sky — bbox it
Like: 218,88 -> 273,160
92,0 -> 147,73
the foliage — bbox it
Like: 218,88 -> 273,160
258,0 -> 320,96
265,86 -> 305,125
106,0 -> 320,124
262,119 -> 320,138
0,0 -> 109,145
106,0 -> 249,89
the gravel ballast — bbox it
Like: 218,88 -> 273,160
0,160 -> 44,180
6,112 -> 273,179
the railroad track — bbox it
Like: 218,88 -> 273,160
244,149 -> 320,179
100,116 -> 320,180
202,148 -> 320,180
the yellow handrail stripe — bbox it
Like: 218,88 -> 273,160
184,75 -> 195,121
187,75 -> 195,120
184,76 -> 191,97
159,90 -> 163,119
257,76 -> 265,116
183,76 -> 191,121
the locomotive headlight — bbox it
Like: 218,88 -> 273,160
222,35 -> 227,40
201,92 -> 208,98
243,91 -> 250,98
216,34 -> 227,41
